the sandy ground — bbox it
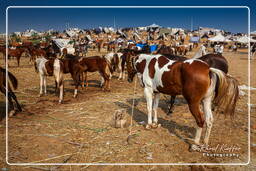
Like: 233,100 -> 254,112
0,47 -> 255,170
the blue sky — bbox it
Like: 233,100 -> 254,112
0,0 -> 255,33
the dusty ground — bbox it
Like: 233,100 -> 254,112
0,46 -> 255,170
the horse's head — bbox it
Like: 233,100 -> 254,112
111,54 -> 119,72
125,51 -> 137,83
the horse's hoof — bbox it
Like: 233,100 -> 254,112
9,110 -> 16,117
189,144 -> 201,152
145,124 -> 152,130
152,123 -> 161,129
167,109 -> 173,115
58,100 -> 62,104
39,94 -> 43,97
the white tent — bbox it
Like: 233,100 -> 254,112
146,23 -> 161,28
208,34 -> 226,42
236,36 -> 249,44
250,37 -> 256,42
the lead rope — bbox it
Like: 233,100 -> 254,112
128,56 -> 138,137
129,76 -> 137,136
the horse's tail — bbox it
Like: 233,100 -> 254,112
1,68 -> 18,90
53,58 -> 64,88
103,57 -> 113,74
7,70 -> 18,90
209,68 -> 239,118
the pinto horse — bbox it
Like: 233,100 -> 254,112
126,53 -> 239,146
0,67 -> 22,116
34,57 -> 64,103
104,52 -> 125,80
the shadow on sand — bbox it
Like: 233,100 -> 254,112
114,96 -> 196,146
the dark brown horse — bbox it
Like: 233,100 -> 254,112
156,45 -> 176,56
125,53 -> 239,147
0,67 -> 22,116
27,46 -> 47,62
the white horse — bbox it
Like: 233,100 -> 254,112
34,57 -> 64,103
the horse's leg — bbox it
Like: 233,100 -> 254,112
118,71 -> 122,80
100,75 -> 105,89
188,102 -> 204,145
144,87 -> 153,129
39,75 -> 44,96
7,94 -> 15,117
152,93 -> 160,128
55,80 -> 58,95
202,95 -> 213,145
9,90 -> 22,112
17,56 -> 20,67
73,74 -> 79,98
84,72 -> 88,89
81,72 -> 84,89
43,76 -> 47,94
167,95 -> 176,114
59,80 -> 64,103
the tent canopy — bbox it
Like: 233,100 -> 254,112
236,36 -> 249,44
208,34 -> 226,42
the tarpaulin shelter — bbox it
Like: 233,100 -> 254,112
150,45 -> 158,52
52,39 -> 75,55
136,43 -> 147,49
189,36 -> 200,43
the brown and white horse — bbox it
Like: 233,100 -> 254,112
0,67 -> 22,116
126,53 -> 239,146
104,52 -> 125,80
34,57 -> 64,103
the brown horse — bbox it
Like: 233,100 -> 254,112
0,67 -> 22,116
126,53 -> 239,147
8,47 -> 30,66
175,45 -> 189,56
77,56 -> 112,96
107,42 -> 116,52
95,39 -> 104,52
